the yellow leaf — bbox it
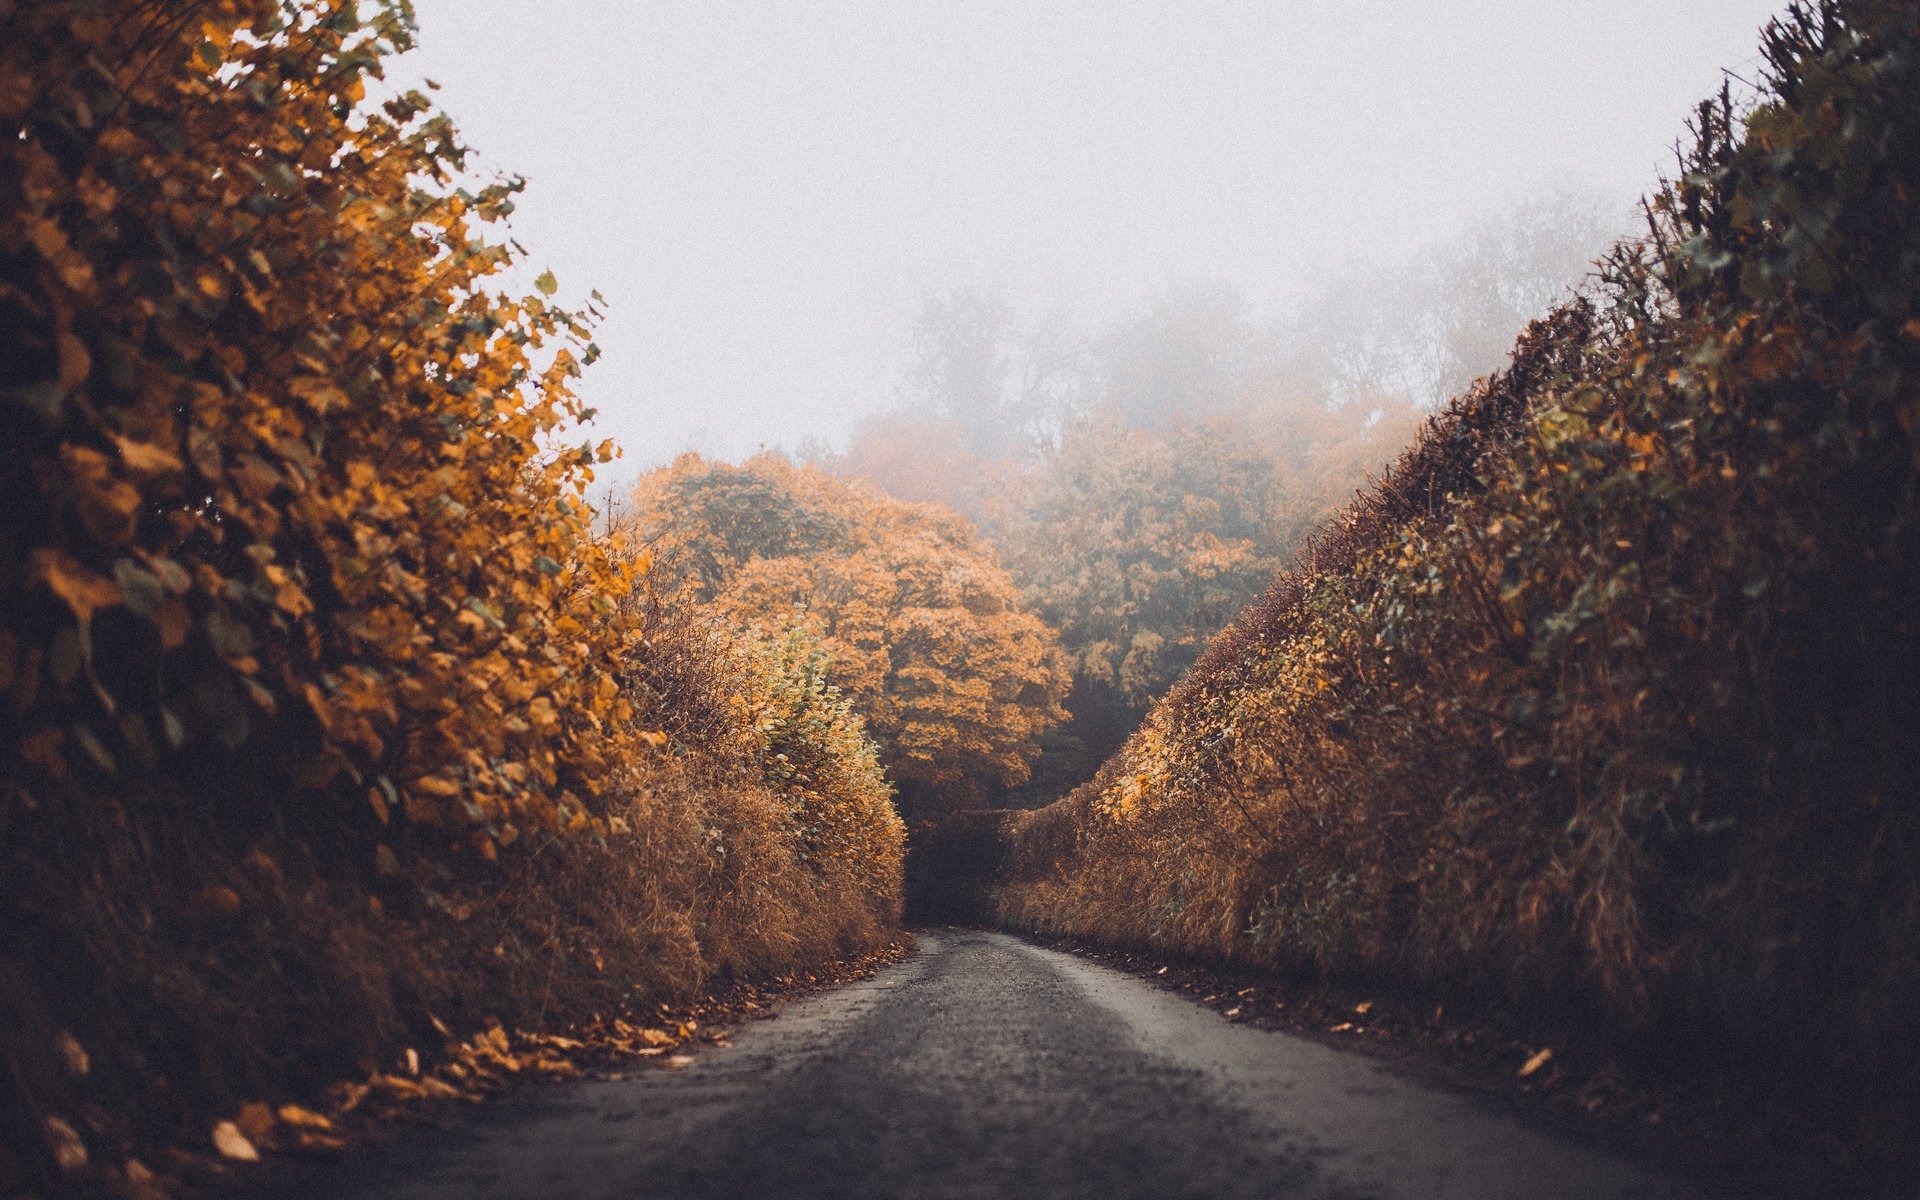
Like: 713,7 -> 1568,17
32,549 -> 121,622
113,435 -> 183,474
57,1032 -> 88,1077
276,1105 -> 332,1131
1518,1047 -> 1554,1077
211,1120 -> 259,1162
44,1116 -> 87,1172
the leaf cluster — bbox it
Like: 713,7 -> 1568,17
1,0 -> 633,857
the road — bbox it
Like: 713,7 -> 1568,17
267,930 -> 1703,1200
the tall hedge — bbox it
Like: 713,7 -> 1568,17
1001,0 -> 1920,1127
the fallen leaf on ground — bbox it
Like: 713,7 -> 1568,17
58,1032 -> 89,1077
1518,1048 -> 1554,1077
1355,1000 -> 1374,1015
44,1117 -> 87,1172
276,1105 -> 331,1131
235,1101 -> 276,1143
664,1054 -> 695,1070
1329,1022 -> 1354,1033
212,1120 -> 259,1162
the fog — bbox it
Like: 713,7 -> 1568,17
399,0 -> 1784,488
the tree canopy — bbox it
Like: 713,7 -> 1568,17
633,454 -> 1070,815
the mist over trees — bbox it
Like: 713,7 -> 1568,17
817,188 -> 1621,794
629,454 -> 1072,818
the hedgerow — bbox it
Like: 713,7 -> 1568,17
1001,0 -> 1920,1129
0,3 -> 901,1192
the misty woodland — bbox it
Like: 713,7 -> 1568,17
1,1 -> 1917,1197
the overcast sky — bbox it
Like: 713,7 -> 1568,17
399,0 -> 1784,484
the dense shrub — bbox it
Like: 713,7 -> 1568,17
632,453 -> 1071,817
1001,0 -> 1920,1126
0,4 -> 901,1192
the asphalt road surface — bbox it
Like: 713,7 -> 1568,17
267,930 -> 1703,1200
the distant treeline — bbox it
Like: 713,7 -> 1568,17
809,192 -> 1615,792
999,0 -> 1920,1143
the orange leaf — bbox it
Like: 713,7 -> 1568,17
31,549 -> 121,622
211,1120 -> 258,1161
113,435 -> 183,474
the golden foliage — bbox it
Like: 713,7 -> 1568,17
1001,0 -> 1920,1118
0,0 -> 635,847
633,453 -> 1070,813
0,6 -> 905,1192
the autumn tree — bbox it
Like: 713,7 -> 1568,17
993,413 -> 1294,784
633,454 -> 1070,816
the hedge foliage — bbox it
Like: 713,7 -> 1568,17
0,4 -> 903,1191
1001,0 -> 1920,1118
632,453 -> 1071,816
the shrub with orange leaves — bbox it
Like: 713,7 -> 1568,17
0,5 -> 903,1193
1,0 -> 633,849
632,453 -> 1071,816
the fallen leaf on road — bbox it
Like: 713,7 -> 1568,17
664,1054 -> 695,1070
277,1104 -> 332,1131
1354,1000 -> 1374,1015
235,1101 -> 276,1144
1224,1006 -> 1243,1019
1329,1022 -> 1354,1033
58,1032 -> 89,1077
1518,1048 -> 1554,1077
212,1120 -> 259,1162
44,1116 -> 87,1172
